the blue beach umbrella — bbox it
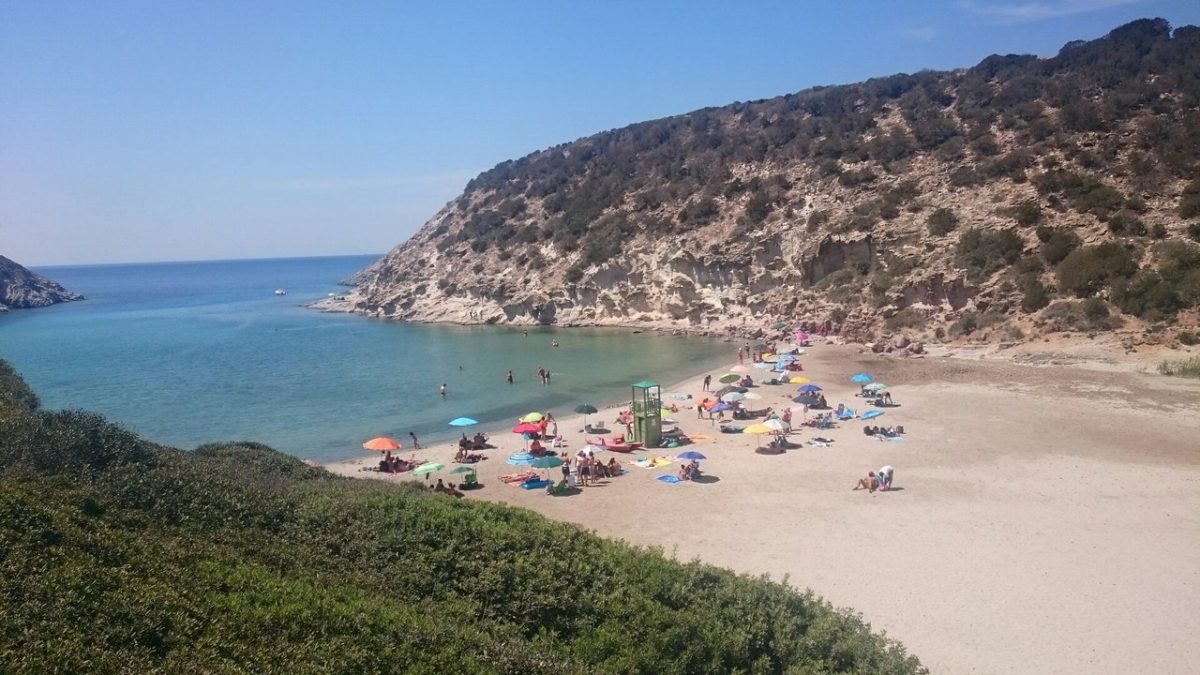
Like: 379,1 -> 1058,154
861,409 -> 884,420
677,451 -> 707,461
777,353 -> 797,362
506,453 -> 534,465
710,402 -> 732,413
449,417 -> 478,427
796,384 -> 823,393
851,373 -> 873,383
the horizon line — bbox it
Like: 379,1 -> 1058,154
28,252 -> 385,270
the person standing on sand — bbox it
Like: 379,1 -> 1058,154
737,348 -> 744,365
409,431 -> 421,449
702,374 -> 711,391
440,383 -> 447,398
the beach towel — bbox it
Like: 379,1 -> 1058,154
656,475 -> 683,484
519,479 -> 552,490
688,434 -> 714,442
880,436 -> 904,442
860,409 -> 884,420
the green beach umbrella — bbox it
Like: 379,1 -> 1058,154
574,403 -> 598,427
718,373 -> 741,384
450,466 -> 476,474
413,462 -> 444,476
530,455 -> 563,469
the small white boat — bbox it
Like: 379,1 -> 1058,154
274,289 -> 286,296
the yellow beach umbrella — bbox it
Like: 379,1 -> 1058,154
742,423 -> 773,434
520,412 -> 544,423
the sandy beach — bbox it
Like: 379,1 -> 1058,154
327,343 -> 1200,675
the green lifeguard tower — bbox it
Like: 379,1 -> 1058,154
631,380 -> 662,448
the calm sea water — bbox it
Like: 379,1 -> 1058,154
0,256 -> 728,461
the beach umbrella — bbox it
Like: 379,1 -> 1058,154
506,453 -> 534,465
530,455 -> 562,469
796,384 -> 823,393
512,422 -> 541,435
850,373 -> 873,383
718,373 -> 741,384
677,450 -> 707,461
710,402 -> 732,413
788,376 -> 809,385
863,382 -> 888,392
362,436 -> 403,452
742,392 -> 763,401
720,391 -> 745,403
448,417 -> 478,427
753,362 -> 774,370
574,403 -> 598,426
763,418 -> 788,432
861,409 -> 884,420
530,454 -> 562,479
742,423 -> 773,434
413,462 -> 444,476
729,364 -> 751,373
520,412 -> 544,423
450,466 -> 476,474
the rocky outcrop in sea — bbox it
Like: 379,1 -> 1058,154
0,255 -> 83,311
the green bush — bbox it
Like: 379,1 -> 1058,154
1005,200 -> 1043,227
957,228 -> 1024,279
1055,242 -> 1137,296
1157,356 -> 1200,378
1180,178 -> 1200,219
926,207 -> 958,235
1038,229 -> 1080,264
885,307 -> 926,330
1021,279 -> 1051,312
1038,300 -> 1124,332
1187,223 -> 1200,242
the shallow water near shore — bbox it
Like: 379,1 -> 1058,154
0,255 -> 729,461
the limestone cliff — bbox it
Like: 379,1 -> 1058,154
327,19 -> 1200,347
0,256 -> 83,311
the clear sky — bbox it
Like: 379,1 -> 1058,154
3,0 -> 1198,265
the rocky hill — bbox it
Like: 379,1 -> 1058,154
327,19 -> 1200,348
0,255 -> 82,312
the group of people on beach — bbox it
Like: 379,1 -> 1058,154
854,466 -> 895,493
560,451 -> 620,488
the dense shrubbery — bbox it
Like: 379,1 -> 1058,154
926,207 -> 958,235
957,228 -> 1024,280
0,363 -> 924,674
1055,242 -> 1138,296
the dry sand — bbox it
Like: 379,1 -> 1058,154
327,343 -> 1200,675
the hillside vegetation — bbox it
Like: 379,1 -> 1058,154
0,359 -> 923,674
336,18 -> 1200,348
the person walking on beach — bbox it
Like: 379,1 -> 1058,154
507,370 -> 514,384
409,431 -> 421,449
702,374 -> 711,391
439,383 -> 447,398
737,348 -> 744,365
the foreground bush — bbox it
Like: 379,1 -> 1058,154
0,362 -> 924,674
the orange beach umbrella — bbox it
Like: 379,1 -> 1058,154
363,436 -> 403,452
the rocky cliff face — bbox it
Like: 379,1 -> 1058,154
327,19 -> 1200,347
0,256 -> 83,311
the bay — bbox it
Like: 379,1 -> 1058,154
0,255 -> 729,461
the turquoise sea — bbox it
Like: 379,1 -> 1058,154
0,256 -> 729,462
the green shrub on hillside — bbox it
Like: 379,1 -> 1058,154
0,363 -> 926,675
957,228 -> 1024,280
926,207 -> 958,235
1055,242 -> 1137,296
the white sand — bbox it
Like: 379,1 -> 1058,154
326,344 -> 1200,674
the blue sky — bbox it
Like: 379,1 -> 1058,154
3,0 -> 1198,265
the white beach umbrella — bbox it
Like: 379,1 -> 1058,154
720,392 -> 746,403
